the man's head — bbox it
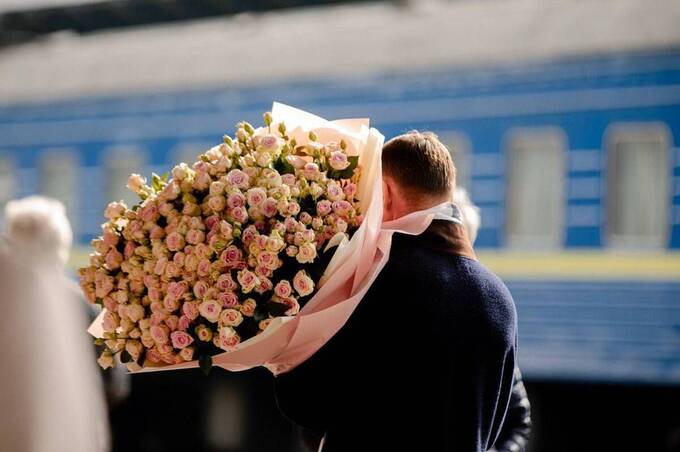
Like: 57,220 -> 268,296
381,131 -> 456,221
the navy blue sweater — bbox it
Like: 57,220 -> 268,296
275,220 -> 518,451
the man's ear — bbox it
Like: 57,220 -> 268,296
382,179 -> 392,220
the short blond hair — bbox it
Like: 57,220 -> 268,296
382,131 -> 456,198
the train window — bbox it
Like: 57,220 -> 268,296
505,128 -> 566,248
105,146 -> 146,208
606,124 -> 670,248
440,133 -> 471,190
0,156 -> 14,226
40,149 -> 78,230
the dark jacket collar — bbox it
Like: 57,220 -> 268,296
411,219 -> 478,261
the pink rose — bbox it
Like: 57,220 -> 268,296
257,133 -> 281,150
163,294 -> 181,313
197,259 -> 211,277
193,280 -> 209,299
166,232 -> 185,252
150,225 -> 165,240
102,229 -> 120,248
218,291 -> 239,308
283,297 -> 300,316
226,169 -> 250,189
123,241 -> 136,259
216,273 -> 237,291
227,192 -> 246,208
159,180 -> 180,201
199,299 -> 222,323
241,225 -> 257,245
164,314 -> 180,331
104,201 -> 127,220
182,301 -> 199,320
153,257 -> 168,276
296,242 -> 317,264
343,183 -> 357,199
192,171 -> 211,191
173,252 -> 186,267
179,346 -> 195,361
177,315 -> 191,331
168,281 -> 189,300
127,303 -> 145,322
293,270 -> 314,297
150,324 -> 170,344
207,195 -> 226,212
262,198 -> 278,218
281,174 -> 296,185
139,202 -> 159,222
332,200 -> 352,216
184,254 -> 199,271
316,200 -> 332,216
102,311 -> 120,332
326,183 -> 344,201
170,331 -> 194,349
229,206 -> 248,223
105,249 -> 123,270
255,276 -> 273,294
239,298 -> 257,317
220,246 -> 243,266
165,262 -> 181,279
204,215 -> 220,231
237,270 -> 259,293
329,151 -> 350,170
185,229 -> 205,245
287,202 -> 301,216
246,187 -> 267,207
219,308 -> 243,327
274,280 -> 292,298
256,251 -> 279,270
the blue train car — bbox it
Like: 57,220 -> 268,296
0,1 -> 679,386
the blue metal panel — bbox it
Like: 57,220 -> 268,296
509,280 -> 680,384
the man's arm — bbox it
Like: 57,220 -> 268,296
488,367 -> 532,452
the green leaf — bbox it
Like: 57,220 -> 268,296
120,350 -> 132,364
329,155 -> 359,180
131,204 -> 140,212
274,156 -> 296,175
151,173 -> 163,192
199,355 -> 213,376
161,172 -> 169,183
267,300 -> 290,317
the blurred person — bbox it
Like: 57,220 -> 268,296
0,196 -> 109,452
455,187 -> 532,452
275,132 -> 517,451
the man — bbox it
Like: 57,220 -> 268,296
275,131 -> 517,451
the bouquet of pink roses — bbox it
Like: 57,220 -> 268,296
79,103 -> 385,374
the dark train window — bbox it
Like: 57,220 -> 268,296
439,132 -> 472,191
105,146 -> 146,208
606,124 -> 670,248
505,128 -> 566,248
40,149 -> 78,232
